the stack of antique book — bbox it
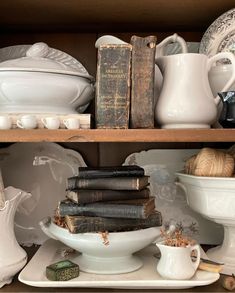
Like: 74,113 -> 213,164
56,165 -> 162,233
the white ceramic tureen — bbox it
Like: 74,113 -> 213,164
0,42 -> 95,114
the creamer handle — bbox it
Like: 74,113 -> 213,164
190,244 -> 201,270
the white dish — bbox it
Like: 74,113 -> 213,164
176,172 -> 235,275
0,71 -> 94,114
40,217 -> 162,274
0,43 -> 95,114
0,142 -> 86,246
18,239 -> 220,289
199,8 -> 235,60
123,149 -> 223,245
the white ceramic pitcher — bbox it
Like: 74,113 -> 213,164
0,186 -> 31,288
156,242 -> 201,280
155,52 -> 235,128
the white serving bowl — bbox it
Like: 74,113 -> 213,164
0,71 -> 94,114
40,217 -> 161,274
176,172 -> 235,275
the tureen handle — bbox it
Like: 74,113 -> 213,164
26,42 -> 49,58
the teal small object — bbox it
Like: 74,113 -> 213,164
46,259 -> 79,281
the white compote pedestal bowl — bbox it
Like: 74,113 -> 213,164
40,217 -> 162,275
176,172 -> 235,275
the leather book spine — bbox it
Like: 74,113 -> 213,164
95,44 -> 132,129
67,176 -> 149,190
130,35 -> 157,128
78,165 -> 145,178
66,188 -> 150,204
58,197 -> 155,219
65,211 -> 162,233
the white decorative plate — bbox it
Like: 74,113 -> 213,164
123,149 -> 224,245
18,239 -> 220,289
0,142 -> 86,246
199,8 -> 235,61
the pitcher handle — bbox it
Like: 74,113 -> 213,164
207,52 -> 235,105
155,33 -> 188,59
190,244 -> 201,270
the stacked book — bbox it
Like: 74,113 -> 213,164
56,165 -> 162,233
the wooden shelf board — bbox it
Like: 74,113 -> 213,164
0,129 -> 235,142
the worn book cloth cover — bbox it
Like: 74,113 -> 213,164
67,176 -> 149,190
58,197 -> 155,219
66,188 -> 150,204
130,35 -> 157,128
78,165 -> 145,179
64,211 -> 162,233
95,44 -> 132,129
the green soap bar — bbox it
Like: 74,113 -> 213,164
46,259 -> 79,281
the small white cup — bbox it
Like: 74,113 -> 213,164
0,115 -> 12,129
17,115 -> 37,129
41,117 -> 60,129
63,118 -> 80,129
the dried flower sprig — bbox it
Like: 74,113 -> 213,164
160,228 -> 195,247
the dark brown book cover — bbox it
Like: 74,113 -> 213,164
65,210 -> 162,233
78,165 -> 144,179
130,35 -> 157,128
58,197 -> 155,219
95,44 -> 132,129
66,188 -> 150,204
67,176 -> 149,191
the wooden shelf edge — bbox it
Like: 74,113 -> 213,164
0,128 -> 234,142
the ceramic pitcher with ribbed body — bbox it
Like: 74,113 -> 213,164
0,186 -> 31,288
155,52 -> 235,129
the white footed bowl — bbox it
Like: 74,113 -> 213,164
176,172 -> 235,275
0,71 -> 94,114
40,217 -> 161,274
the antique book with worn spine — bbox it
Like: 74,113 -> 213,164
130,35 -> 157,128
64,211 -> 162,233
78,165 -> 145,179
95,43 -> 132,129
58,197 -> 155,219
67,176 -> 149,190
66,188 -> 150,204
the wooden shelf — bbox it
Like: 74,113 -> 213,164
0,129 -> 235,142
0,0 -> 234,32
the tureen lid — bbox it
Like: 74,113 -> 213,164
0,42 -> 93,80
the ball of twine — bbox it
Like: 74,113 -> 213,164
185,148 -> 234,177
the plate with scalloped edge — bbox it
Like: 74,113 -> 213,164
0,142 -> 86,246
199,8 -> 235,61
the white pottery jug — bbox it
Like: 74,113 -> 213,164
156,243 -> 201,280
155,52 -> 235,128
0,186 -> 31,288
